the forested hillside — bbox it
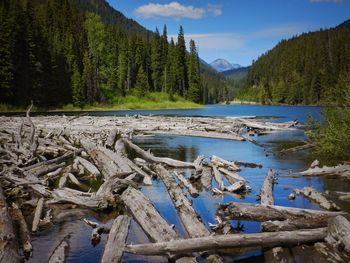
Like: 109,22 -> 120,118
0,0 -> 228,108
242,20 -> 350,105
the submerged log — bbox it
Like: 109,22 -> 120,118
260,169 -> 275,206
295,187 -> 340,211
125,228 -> 327,256
0,186 -> 20,263
120,187 -> 197,263
48,236 -> 69,263
101,215 -> 131,263
121,139 -> 195,168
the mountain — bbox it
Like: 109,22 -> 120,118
210,59 -> 238,72
71,0 -> 152,37
242,19 -> 350,105
222,66 -> 251,82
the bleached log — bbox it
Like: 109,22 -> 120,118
58,174 -> 68,189
11,203 -> 32,257
218,167 -> 246,183
260,169 -> 275,206
48,237 -> 69,263
325,215 -> 350,253
105,129 -> 120,149
173,171 -> 198,197
75,156 -> 101,177
211,155 -> 240,171
67,173 -> 81,186
120,187 -> 197,263
153,129 -> 245,141
32,197 -> 44,232
300,164 -> 350,178
218,202 -> 348,223
23,151 -> 77,171
101,215 -> 131,263
193,155 -> 204,172
121,138 -> 195,168
200,167 -> 213,191
0,186 -> 20,263
24,162 -> 67,178
212,166 -> 224,191
125,228 -> 327,256
295,187 -> 340,211
114,139 -> 126,155
120,156 -> 152,185
225,181 -> 247,192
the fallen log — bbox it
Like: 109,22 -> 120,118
211,155 -> 240,171
260,169 -> 275,206
280,142 -> 313,154
217,202 -> 348,223
120,187 -> 197,263
200,167 -> 213,191
101,215 -> 131,263
75,156 -> 101,177
125,228 -> 327,256
11,203 -> 32,258
173,171 -> 199,197
212,166 -> 224,191
325,215 -> 350,254
121,139 -> 195,168
300,164 -> 350,179
24,162 -> 67,178
218,167 -> 246,183
32,197 -> 44,232
23,151 -> 77,171
48,236 -> 69,263
0,186 -> 20,263
105,129 -> 120,149
295,187 -> 340,211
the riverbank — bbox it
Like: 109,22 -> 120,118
0,93 -> 203,113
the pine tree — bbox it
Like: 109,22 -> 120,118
186,39 -> 201,102
151,28 -> 162,92
177,26 -> 188,96
134,66 -> 149,97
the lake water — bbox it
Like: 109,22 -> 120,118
27,104 -> 350,263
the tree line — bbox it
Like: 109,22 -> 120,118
0,0 -> 226,108
238,22 -> 350,105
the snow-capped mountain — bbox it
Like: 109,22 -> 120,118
210,59 -> 242,72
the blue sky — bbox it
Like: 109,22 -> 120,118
107,0 -> 350,66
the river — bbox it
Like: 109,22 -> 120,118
27,104 -> 350,262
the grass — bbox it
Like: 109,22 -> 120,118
0,103 -> 38,113
0,92 -> 203,113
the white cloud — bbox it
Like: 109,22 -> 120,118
134,2 -> 223,20
309,0 -> 344,3
207,4 -> 222,17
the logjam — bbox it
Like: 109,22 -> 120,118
101,215 -> 131,263
0,186 -> 20,263
125,228 -> 327,256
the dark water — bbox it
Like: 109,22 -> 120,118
27,105 -> 350,263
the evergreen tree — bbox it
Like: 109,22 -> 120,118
177,26 -> 188,96
186,40 -> 201,103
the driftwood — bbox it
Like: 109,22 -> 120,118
260,169 -> 275,206
32,197 -> 44,232
218,202 -> 348,227
75,156 -> 101,177
280,142 -> 313,154
105,129 -> 120,149
212,166 -> 224,191
325,215 -> 350,254
11,203 -> 32,257
173,171 -> 199,197
211,155 -> 240,171
295,187 -> 340,211
125,228 -> 327,256
200,167 -> 213,191
218,167 -> 246,183
120,187 -> 197,263
264,247 -> 292,263
0,186 -> 20,263
101,215 -> 131,263
121,138 -> 195,168
301,164 -> 350,179
48,236 -> 69,263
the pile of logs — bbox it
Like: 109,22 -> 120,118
0,109 -> 349,262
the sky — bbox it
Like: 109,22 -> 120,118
106,0 -> 350,66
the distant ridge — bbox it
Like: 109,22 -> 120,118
222,66 -> 251,81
